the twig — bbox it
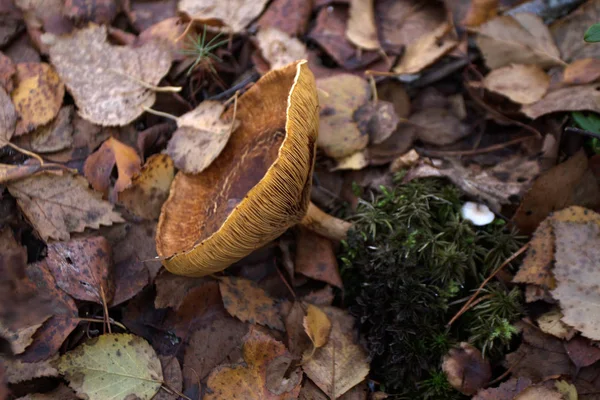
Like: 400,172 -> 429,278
415,136 -> 537,157
142,106 -> 180,122
275,264 -> 296,300
78,317 -> 127,331
100,284 -> 111,334
447,244 -> 529,327
565,126 -> 600,140
207,71 -> 259,101
109,69 -> 182,92
487,353 -> 525,386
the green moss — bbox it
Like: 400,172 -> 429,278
339,176 -> 523,398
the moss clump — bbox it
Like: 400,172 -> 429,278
339,176 -> 523,399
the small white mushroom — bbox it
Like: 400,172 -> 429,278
461,202 -> 495,226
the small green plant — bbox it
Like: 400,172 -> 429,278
572,112 -> 600,154
180,25 -> 228,76
339,176 -> 524,399
584,23 -> 600,42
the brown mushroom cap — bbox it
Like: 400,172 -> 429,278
156,60 -> 319,277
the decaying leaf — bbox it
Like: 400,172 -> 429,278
11,62 -> 64,136
0,52 -> 15,92
1,355 -> 59,384
522,84 -> 600,119
16,384 -> 78,400
552,219 -> 600,340
84,137 -> 142,199
472,377 -> 533,400
393,22 -> 458,75
563,58 -> 600,85
57,333 -> 163,400
475,13 -> 563,69
154,271 -> 206,310
0,87 -> 16,142
346,0 -> 379,50
118,154 -> 175,220
257,0 -> 311,36
317,74 -> 370,159
205,327 -> 302,400
285,301 -> 313,358
551,0 -> 600,62
537,307 -> 576,340
302,307 -> 369,398
295,227 -> 343,288
138,17 -> 187,61
256,27 -> 308,71
45,24 -> 172,126
178,0 -> 269,33
564,336 -> 600,369
458,0 -> 498,27
483,64 -> 549,105
354,101 -> 399,145
166,101 -> 239,174
410,108 -> 470,146
63,0 -> 118,25
0,319 -> 46,354
442,343 -> 491,396
219,276 -> 284,331
7,172 -> 124,241
155,356 -> 182,400
27,105 -> 73,153
303,304 -> 332,349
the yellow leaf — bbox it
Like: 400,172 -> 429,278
346,0 -> 379,50
555,380 -> 578,400
303,304 -> 332,349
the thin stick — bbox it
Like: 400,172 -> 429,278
275,264 -> 296,300
487,353 -> 524,386
447,244 -> 529,327
109,69 -> 182,92
565,126 -> 600,140
99,284 -> 111,334
3,141 -> 45,165
162,381 -> 192,400
78,317 -> 127,331
174,20 -> 194,43
142,106 -> 180,122
416,136 -> 537,157
369,74 -> 378,104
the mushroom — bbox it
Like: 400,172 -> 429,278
460,201 -> 495,226
156,60 -> 351,277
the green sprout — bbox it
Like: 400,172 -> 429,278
180,25 -> 228,76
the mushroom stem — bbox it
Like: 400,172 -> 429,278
300,202 -> 352,241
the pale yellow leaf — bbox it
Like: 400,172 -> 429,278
483,64 -> 549,104
303,304 -> 332,349
346,0 -> 379,50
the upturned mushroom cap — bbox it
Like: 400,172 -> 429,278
156,60 -> 319,277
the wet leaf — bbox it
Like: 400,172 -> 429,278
42,236 -> 114,304
522,84 -> 600,119
257,0 -> 312,36
219,276 -> 284,331
483,64 -> 550,105
11,62 -> 64,136
563,58 -> 600,85
166,101 -> 238,174
27,106 -> 73,153
295,228 -> 343,288
0,87 -> 16,142
45,24 -> 172,126
303,304 -> 332,349
442,342 -> 491,396
346,0 -> 379,50
57,333 -> 163,400
472,377 -> 533,400
8,172 -> 123,241
475,13 -> 563,69
205,327 -> 302,400
256,27 -> 308,71
317,74 -> 370,159
178,0 -> 269,33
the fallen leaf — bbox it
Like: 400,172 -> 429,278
45,24 -> 172,126
317,74 -> 370,158
393,22 -> 458,75
257,0 -> 312,36
390,149 -> 420,173
0,87 -> 16,142
154,272 -> 207,310
555,381 -> 578,400
57,333 -> 163,400
219,276 -> 284,331
166,101 -> 238,174
42,236 -> 114,304
63,0 -> 118,25
483,64 -> 549,105
0,52 -> 15,92
138,17 -> 186,61
16,384 -> 77,400
155,356 -> 182,400
563,58 -> 600,85
285,302 -> 313,358
514,386 -> 563,400
442,342 -> 491,395
333,150 -> 369,171
11,62 -> 64,136
256,27 -> 308,71
303,304 -> 332,349
206,327 -> 302,399
4,33 -> 41,64
472,377 -> 533,400
298,379 -> 329,400
410,108 -> 470,145
377,80 -> 410,119
0,0 -> 22,48
118,154 -> 174,220
513,150 -> 600,234
183,317 -> 247,384
295,228 -> 343,288
368,125 -> 416,166
551,220 -> 600,340
564,336 -> 600,369
125,0 -> 177,32
178,0 -> 268,33
475,13 -> 563,69
354,101 -> 399,145
303,286 -> 334,306
8,172 -> 124,241
551,0 -> 600,63
302,307 -> 369,398
456,0 -> 498,27
537,307 -> 576,340
309,6 -> 380,70
346,0 -> 379,50
0,320 -> 45,354
27,105 -> 73,153
84,137 -> 142,199
1,355 -> 59,384
522,84 -> 600,119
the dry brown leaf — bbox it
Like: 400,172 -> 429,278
11,62 -> 64,136
377,80 -> 410,119
410,108 -> 470,145
1,355 -> 59,384
346,0 -> 379,50
64,0 -> 117,25
483,64 -> 549,105
0,51 -> 15,92
219,276 -> 284,331
15,384 -> 78,400
256,27 -> 308,71
84,136 -> 142,199
563,58 -> 600,85
0,87 -> 16,142
552,219 -> 600,340
27,106 -> 73,153
537,307 -> 576,340
302,307 -> 369,398
522,84 -> 600,119
138,17 -> 187,61
166,101 -> 238,174
460,0 -> 498,27
564,336 -> 600,370
257,0 -> 312,36
475,13 -> 563,69
125,0 -> 177,32
45,114 -> 110,164
7,172 -> 123,241
354,101 -> 399,145
333,150 -> 369,171
285,301 -> 312,358
369,125 -> 416,166
473,377 -> 533,400
303,304 -> 332,349
118,154 -> 174,220
154,356 -> 182,400
442,343 -> 491,396
317,74 -> 370,158
45,24 -> 172,126
390,149 -> 420,173
205,327 -> 302,400
551,0 -> 600,63
154,271 -> 206,310
394,22 -> 458,75
0,320 -> 46,354
178,0 -> 268,33
295,227 -> 343,288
